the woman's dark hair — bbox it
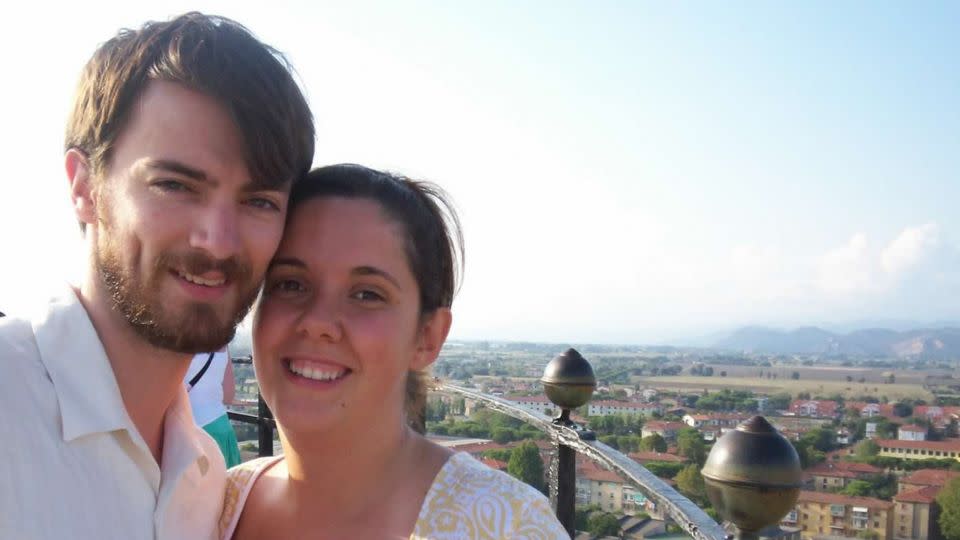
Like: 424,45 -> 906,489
289,164 -> 464,432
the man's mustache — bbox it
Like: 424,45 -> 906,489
157,251 -> 253,284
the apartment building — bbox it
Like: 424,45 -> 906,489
899,425 -> 928,442
588,400 -> 662,417
804,461 -> 883,492
642,421 -> 687,442
876,439 -> 960,462
783,491 -> 893,540
892,469 -> 960,540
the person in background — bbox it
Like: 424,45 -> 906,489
186,347 -> 242,467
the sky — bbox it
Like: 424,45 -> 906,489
0,1 -> 957,345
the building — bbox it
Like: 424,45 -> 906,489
788,400 -> 840,419
805,461 -> 883,492
783,491 -> 894,540
894,486 -> 942,540
900,425 -> 929,442
876,439 -> 960,461
899,469 -> 960,494
913,406 -> 960,428
683,413 -> 748,441
682,412 -> 747,429
587,400 -> 662,417
847,402 -> 897,420
575,460 -> 649,515
506,395 -> 553,415
642,421 -> 687,442
893,469 -> 960,540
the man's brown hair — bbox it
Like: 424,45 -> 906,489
65,12 -> 314,194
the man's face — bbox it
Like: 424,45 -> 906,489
89,80 -> 288,353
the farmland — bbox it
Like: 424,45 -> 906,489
632,375 -> 934,401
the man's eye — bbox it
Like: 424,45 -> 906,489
247,197 -> 280,211
154,180 -> 191,192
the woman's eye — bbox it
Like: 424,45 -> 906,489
267,279 -> 305,294
351,289 -> 385,302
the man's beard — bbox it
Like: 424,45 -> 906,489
95,235 -> 259,354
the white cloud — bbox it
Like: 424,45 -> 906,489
881,223 -> 940,276
816,232 -> 875,294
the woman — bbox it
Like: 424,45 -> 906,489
219,164 -> 567,539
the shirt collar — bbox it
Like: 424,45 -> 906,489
162,385 -> 212,478
32,285 -> 131,442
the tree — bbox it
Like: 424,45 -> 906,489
677,428 -> 707,466
492,427 -> 516,444
676,465 -> 707,505
575,505 -> 601,532
588,513 -> 621,537
639,433 -> 668,453
940,478 -> 960,540
802,428 -> 837,453
841,480 -> 872,497
508,441 -> 545,493
854,439 -> 880,460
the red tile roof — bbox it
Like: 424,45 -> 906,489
894,486 -> 941,504
797,490 -> 893,510
914,406 -> 960,418
806,461 -> 882,478
644,421 -> 686,431
846,402 -> 897,418
900,469 -> 960,489
789,400 -> 839,417
900,424 -> 928,433
578,460 -> 626,483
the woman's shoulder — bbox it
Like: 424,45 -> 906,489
413,452 -> 567,539
219,456 -> 283,540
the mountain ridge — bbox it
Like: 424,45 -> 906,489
715,325 -> 960,358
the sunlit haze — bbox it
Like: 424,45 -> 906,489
1,1 -> 957,344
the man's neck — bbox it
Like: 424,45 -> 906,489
75,278 -> 192,464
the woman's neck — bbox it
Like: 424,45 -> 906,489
276,414 -> 443,530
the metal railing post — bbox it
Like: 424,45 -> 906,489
258,393 -> 275,457
557,441 -> 576,536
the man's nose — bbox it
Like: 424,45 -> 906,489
189,202 -> 241,260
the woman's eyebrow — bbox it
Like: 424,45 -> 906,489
353,266 -> 401,289
267,257 -> 307,271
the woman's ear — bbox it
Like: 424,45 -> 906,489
412,308 -> 452,370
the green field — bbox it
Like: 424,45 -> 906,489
633,375 -> 934,401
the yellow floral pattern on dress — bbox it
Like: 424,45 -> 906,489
412,453 -> 568,539
218,452 -> 568,540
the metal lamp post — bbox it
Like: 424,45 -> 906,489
701,416 -> 803,540
540,348 -> 597,537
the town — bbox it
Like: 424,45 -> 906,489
229,334 -> 960,539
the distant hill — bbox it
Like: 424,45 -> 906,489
715,326 -> 960,359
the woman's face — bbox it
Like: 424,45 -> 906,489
252,196 -> 445,435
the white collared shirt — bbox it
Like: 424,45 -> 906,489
0,287 -> 226,540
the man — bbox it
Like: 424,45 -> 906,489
0,13 -> 313,539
